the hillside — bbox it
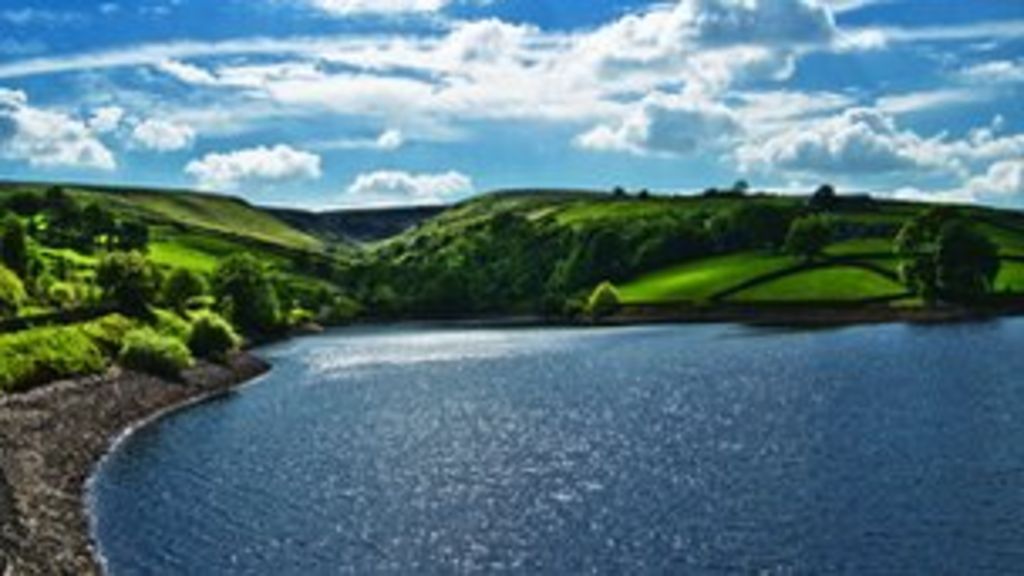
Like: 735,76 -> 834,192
356,188 -> 1024,316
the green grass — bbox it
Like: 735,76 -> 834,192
996,261 -> 1024,293
618,252 -> 798,304
0,314 -> 137,393
826,237 -> 894,256
725,266 -> 907,303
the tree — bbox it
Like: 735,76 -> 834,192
586,281 -> 621,318
162,268 -> 208,312
785,216 -> 832,261
212,253 -> 281,335
809,184 -> 838,211
0,265 -> 26,318
935,222 -> 1000,302
188,311 -> 241,361
1,215 -> 29,278
895,209 -> 999,304
115,221 -> 149,251
82,203 -> 116,249
96,251 -> 160,315
729,203 -> 792,250
732,180 -> 751,195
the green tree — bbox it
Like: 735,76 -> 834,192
785,216 -> 832,261
586,281 -> 621,318
162,268 -> 208,312
115,220 -> 149,251
212,253 -> 281,335
1,215 -> 29,278
96,251 -> 160,315
809,184 -> 838,211
188,311 -> 241,361
729,203 -> 793,250
895,209 -> 999,303
0,265 -> 27,318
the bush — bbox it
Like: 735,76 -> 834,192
586,281 -> 621,318
118,328 -> 193,379
188,311 -> 241,361
322,294 -> 363,325
0,324 -> 108,393
286,307 -> 316,327
96,251 -> 160,315
212,254 -> 281,335
0,265 -> 26,318
79,314 -> 138,354
162,268 -> 208,312
784,216 -> 832,261
153,309 -> 192,341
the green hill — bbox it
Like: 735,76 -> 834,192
360,188 -> 1024,315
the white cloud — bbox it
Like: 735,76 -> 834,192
576,92 -> 740,156
309,129 -> 405,151
875,88 -> 989,115
131,118 -> 196,152
966,159 -> 1024,199
157,59 -> 220,86
680,0 -> 837,46
960,59 -> 1024,84
185,145 -> 322,191
88,106 -> 125,134
0,8 -> 84,26
0,88 -> 116,171
304,0 -> 450,16
738,107 -> 951,176
344,170 -> 472,206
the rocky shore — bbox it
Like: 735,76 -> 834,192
0,354 -> 269,575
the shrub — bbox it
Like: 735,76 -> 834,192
153,309 -> 192,341
212,254 -> 281,335
0,265 -> 26,318
162,268 -> 208,312
96,251 -> 160,315
0,324 -> 107,393
188,311 -> 241,361
286,307 -> 316,327
118,328 -> 193,379
322,294 -> 363,325
784,216 -> 832,261
586,281 -> 621,318
79,314 -> 138,354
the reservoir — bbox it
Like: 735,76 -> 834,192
91,322 -> 1024,574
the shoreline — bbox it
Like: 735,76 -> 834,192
0,354 -> 269,575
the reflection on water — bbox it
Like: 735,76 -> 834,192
93,321 -> 1024,574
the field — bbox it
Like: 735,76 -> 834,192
618,252 -> 797,304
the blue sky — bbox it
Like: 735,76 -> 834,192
0,0 -> 1021,209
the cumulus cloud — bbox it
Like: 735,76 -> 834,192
344,170 -> 472,206
131,118 -> 196,152
0,88 -> 115,170
88,106 -> 125,134
576,92 -> 740,156
679,0 -> 837,46
966,159 -> 1024,199
185,145 -> 322,191
738,107 -> 950,176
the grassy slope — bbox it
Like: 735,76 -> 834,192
618,252 -> 797,304
726,267 -> 907,303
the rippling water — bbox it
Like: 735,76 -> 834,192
92,321 -> 1024,574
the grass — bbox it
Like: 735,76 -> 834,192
0,314 -> 137,393
826,237 -> 894,256
725,266 -> 907,303
618,252 -> 798,304
996,261 -> 1024,293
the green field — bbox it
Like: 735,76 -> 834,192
618,252 -> 798,303
725,266 -> 908,303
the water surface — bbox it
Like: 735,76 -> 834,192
92,321 -> 1024,574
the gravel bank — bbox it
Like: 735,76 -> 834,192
0,354 -> 269,575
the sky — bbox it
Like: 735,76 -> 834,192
0,0 -> 1021,209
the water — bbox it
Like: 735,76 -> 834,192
91,321 -> 1024,574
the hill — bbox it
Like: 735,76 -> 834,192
353,188 -> 1024,317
